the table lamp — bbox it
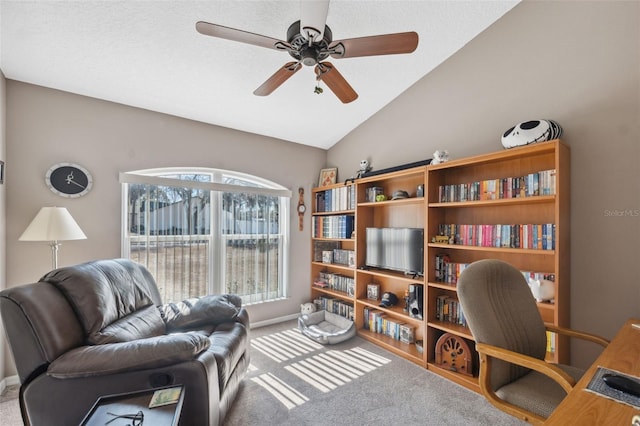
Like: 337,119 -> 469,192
19,207 -> 87,269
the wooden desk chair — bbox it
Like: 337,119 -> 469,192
457,259 -> 608,424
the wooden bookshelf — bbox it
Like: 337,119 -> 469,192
425,139 -> 570,390
309,140 -> 570,391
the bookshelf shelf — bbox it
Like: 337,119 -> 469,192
428,282 -> 456,291
428,195 -> 555,208
311,286 -> 352,299
358,328 -> 424,363
426,321 -> 473,340
427,363 -> 479,393
310,139 -> 569,393
427,243 -> 555,255
356,268 -> 425,284
311,261 -> 354,272
313,209 -> 355,216
357,299 -> 424,326
358,197 -> 425,208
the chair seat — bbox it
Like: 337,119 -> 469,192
496,364 -> 584,418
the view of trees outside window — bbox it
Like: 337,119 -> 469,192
123,170 -> 288,304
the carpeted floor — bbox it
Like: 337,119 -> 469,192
0,319 -> 526,425
223,320 -> 525,426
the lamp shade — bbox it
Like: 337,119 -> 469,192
19,207 -> 87,242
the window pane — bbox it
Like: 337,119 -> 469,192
222,193 -> 282,303
123,169 -> 288,304
126,181 -> 211,302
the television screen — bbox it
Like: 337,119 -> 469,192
366,228 -> 424,275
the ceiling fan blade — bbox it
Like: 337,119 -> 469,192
254,62 -> 302,96
300,0 -> 330,42
315,62 -> 358,104
329,31 -> 419,59
196,21 -> 288,51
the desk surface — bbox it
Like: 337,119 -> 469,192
545,318 -> 640,425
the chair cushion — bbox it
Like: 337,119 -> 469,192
496,364 -> 584,418
91,305 -> 166,344
298,310 -> 356,345
48,332 -> 211,378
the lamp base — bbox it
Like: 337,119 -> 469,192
50,241 -> 61,270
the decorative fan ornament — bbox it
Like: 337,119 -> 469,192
196,0 -> 419,103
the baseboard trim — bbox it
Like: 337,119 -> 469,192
0,375 -> 20,394
250,313 -> 298,329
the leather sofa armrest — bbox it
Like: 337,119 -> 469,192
48,332 -> 211,379
160,294 -> 244,332
236,308 -> 249,328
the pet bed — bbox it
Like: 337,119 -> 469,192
298,310 -> 356,345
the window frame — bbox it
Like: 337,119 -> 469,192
120,167 -> 291,303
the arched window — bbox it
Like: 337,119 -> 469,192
120,167 -> 291,304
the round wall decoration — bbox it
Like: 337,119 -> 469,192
45,162 -> 93,198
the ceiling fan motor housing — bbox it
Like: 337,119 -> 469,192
287,20 -> 332,66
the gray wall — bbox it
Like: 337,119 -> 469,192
1,71 -> 7,385
4,81 -> 326,376
328,1 -> 640,368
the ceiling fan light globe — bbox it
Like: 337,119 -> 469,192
300,45 -> 319,66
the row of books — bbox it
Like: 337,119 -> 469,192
314,271 -> 355,296
315,184 -> 356,212
330,248 -> 356,267
434,254 -> 555,285
312,215 -> 355,239
437,169 -> 556,202
435,295 -> 467,327
436,223 -> 556,250
314,296 -> 354,321
312,240 -> 341,262
363,307 -> 415,344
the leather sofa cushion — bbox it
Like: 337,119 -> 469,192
47,332 -> 211,378
91,305 -> 166,345
41,259 -> 163,342
160,294 -> 242,332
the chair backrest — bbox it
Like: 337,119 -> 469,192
40,258 -> 164,344
0,259 -> 164,383
0,282 -> 85,384
457,259 -> 547,390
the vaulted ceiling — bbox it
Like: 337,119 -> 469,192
0,1 -> 519,149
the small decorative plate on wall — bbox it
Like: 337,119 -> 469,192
46,162 -> 93,198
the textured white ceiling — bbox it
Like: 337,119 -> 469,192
0,1 -> 518,149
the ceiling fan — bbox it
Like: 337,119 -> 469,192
196,0 -> 419,103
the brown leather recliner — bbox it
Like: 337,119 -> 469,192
0,258 -> 250,426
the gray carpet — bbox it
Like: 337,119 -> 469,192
223,320 -> 525,426
0,320 -> 526,426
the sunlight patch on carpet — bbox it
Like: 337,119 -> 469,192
248,328 -> 395,412
251,328 -> 323,362
284,347 -> 391,393
251,372 -> 309,410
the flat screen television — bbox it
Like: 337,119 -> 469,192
365,227 -> 424,275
